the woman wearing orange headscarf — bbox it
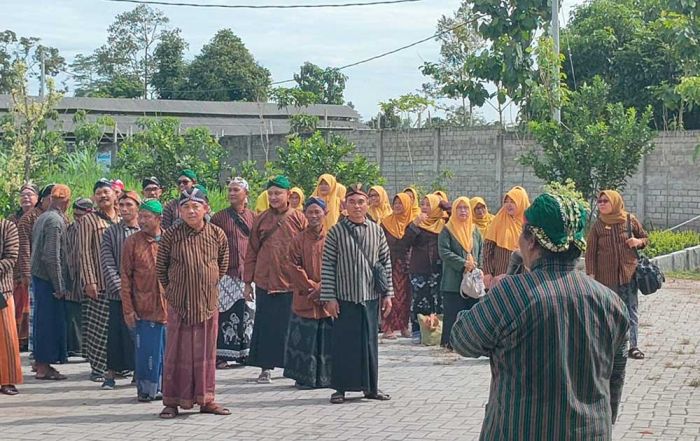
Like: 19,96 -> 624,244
437,197 -> 483,349
483,186 -> 530,288
470,196 -> 495,238
368,186 -> 392,223
401,194 -> 445,343
312,174 -> 342,230
586,190 -> 648,359
379,193 -> 413,339
402,187 -> 421,220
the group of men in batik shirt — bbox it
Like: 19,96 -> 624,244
0,169 -> 394,417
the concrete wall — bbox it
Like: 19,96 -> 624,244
220,128 -> 700,230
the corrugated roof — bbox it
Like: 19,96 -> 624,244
0,95 -> 360,119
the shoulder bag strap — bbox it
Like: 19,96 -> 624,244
341,221 -> 376,269
226,208 -> 251,237
258,209 -> 292,247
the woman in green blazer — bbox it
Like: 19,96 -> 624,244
438,197 -> 483,349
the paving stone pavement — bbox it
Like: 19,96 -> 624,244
1,279 -> 698,441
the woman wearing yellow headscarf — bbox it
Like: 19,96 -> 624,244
483,186 -> 530,288
289,187 -> 305,211
402,186 -> 421,220
368,186 -> 392,223
380,193 -> 413,339
438,197 -> 483,348
403,194 -> 445,342
585,190 -> 649,359
433,190 -> 452,220
470,196 -> 495,238
254,190 -> 269,214
312,174 -> 342,230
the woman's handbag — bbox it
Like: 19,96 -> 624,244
460,268 -> 486,299
627,214 -> 664,295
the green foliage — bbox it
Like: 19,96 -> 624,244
428,169 -> 454,193
378,94 -> 434,128
151,29 -> 188,99
275,132 -> 384,197
542,179 -> 591,211
469,0 -> 551,115
289,114 -> 319,134
526,36 -> 570,122
562,0 -> 700,129
420,3 -> 488,126
185,29 -> 271,102
70,5 -> 171,99
293,62 -> 348,105
646,230 -> 700,258
0,30 -> 65,94
113,117 -> 226,196
521,76 -> 655,201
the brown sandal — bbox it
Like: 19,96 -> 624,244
36,368 -> 67,381
0,385 -> 19,395
159,406 -> 179,419
200,403 -> 231,415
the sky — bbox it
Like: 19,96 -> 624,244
2,0 -> 583,123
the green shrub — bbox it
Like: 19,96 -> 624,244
646,230 -> 700,258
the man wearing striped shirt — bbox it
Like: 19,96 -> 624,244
77,178 -> 121,382
31,185 -> 72,381
63,198 -> 94,358
99,191 -> 142,390
451,193 -> 629,440
321,183 -> 393,404
156,187 -> 230,418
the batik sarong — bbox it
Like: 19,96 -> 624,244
283,314 -> 332,388
134,320 -> 165,400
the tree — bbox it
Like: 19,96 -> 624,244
0,30 -> 65,94
420,3 -> 488,126
520,76 -> 654,202
70,5 -> 173,99
293,62 -> 348,105
185,29 -> 271,102
562,0 -> 700,129
468,0 -> 551,122
151,29 -> 188,99
114,117 -> 226,193
0,62 -> 64,182
275,132 -> 384,197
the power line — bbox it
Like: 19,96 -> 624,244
103,0 -> 423,9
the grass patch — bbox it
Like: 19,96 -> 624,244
689,378 -> 700,388
666,270 -> 700,281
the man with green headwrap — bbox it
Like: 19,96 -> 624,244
451,193 -> 630,440
162,169 -> 197,230
120,199 -> 167,402
244,175 -> 307,384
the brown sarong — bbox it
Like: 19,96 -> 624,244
162,306 -> 217,409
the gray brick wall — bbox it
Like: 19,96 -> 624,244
220,129 -> 700,230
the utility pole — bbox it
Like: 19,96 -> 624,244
552,0 -> 561,123
39,50 -> 46,98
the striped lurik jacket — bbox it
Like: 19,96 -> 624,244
0,220 -> 19,298
100,221 -> 140,301
451,257 -> 629,440
320,216 -> 393,304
